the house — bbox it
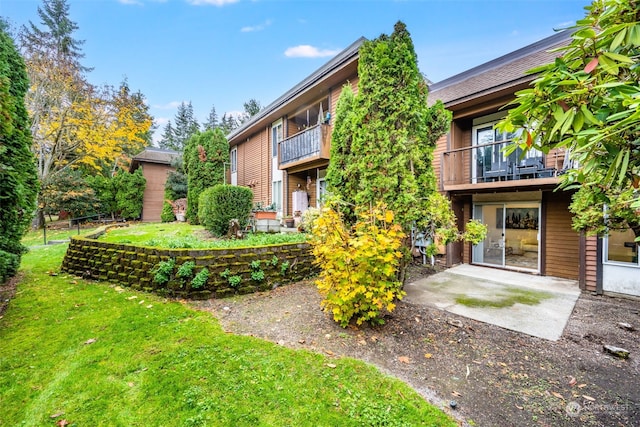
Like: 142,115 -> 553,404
429,29 -> 638,297
227,31 -> 640,297
130,147 -> 180,222
226,38 -> 365,218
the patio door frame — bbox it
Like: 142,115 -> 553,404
472,201 -> 541,273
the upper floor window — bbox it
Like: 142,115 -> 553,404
272,121 -> 283,158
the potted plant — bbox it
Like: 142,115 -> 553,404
253,202 -> 277,220
283,216 -> 295,228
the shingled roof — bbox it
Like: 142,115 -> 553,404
429,30 -> 572,107
130,147 -> 180,171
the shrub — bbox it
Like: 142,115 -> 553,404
198,184 -> 253,236
160,201 -> 176,222
311,203 -> 406,327
298,207 -> 321,232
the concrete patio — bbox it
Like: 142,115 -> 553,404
404,264 -> 581,341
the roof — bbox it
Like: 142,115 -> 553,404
429,30 -> 572,107
227,37 -> 367,144
130,147 -> 180,171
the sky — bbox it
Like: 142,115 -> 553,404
1,0 -> 588,145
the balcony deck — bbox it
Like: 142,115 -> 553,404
441,141 -> 565,192
279,124 -> 331,171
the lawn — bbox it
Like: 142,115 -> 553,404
99,222 -> 308,248
0,237 -> 456,426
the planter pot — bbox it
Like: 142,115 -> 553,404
284,218 -> 295,228
255,211 -> 277,220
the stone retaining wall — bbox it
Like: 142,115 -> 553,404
61,231 -> 317,299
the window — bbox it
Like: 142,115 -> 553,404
230,147 -> 237,173
605,228 -> 639,265
472,115 -> 542,182
317,169 -> 327,206
272,180 -> 282,211
272,122 -> 282,158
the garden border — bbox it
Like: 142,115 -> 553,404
61,226 -> 317,299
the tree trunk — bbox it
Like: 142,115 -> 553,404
32,208 -> 45,230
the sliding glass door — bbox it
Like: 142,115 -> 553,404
473,203 -> 540,272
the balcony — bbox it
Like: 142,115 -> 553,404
279,124 -> 331,170
441,141 -> 565,192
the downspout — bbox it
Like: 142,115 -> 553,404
596,237 -> 603,295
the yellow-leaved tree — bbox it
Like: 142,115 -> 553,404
20,0 -> 152,226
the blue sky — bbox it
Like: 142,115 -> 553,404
2,0 -> 587,144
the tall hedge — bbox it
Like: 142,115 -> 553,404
0,24 -> 39,282
184,129 -> 229,224
198,184 -> 253,236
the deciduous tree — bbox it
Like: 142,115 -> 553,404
20,0 -> 153,226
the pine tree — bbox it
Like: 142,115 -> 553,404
0,23 -> 39,281
220,113 -> 238,134
173,101 -> 200,151
21,0 -> 89,72
203,105 -> 218,131
241,98 -> 262,123
159,120 -> 176,150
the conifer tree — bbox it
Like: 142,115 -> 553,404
203,105 -> 218,131
159,120 -> 176,150
326,21 -> 451,229
173,101 -> 200,151
0,23 -> 39,281
183,129 -> 229,223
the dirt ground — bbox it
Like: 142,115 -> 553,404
191,264 -> 640,427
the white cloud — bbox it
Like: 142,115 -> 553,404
186,0 -> 239,5
284,45 -> 341,58
152,101 -> 182,110
155,117 -> 170,127
241,19 -> 272,33
118,0 -> 143,5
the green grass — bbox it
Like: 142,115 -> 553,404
0,242 -> 455,426
455,287 -> 553,308
98,222 -> 308,248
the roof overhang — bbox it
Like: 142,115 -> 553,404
227,37 -> 366,146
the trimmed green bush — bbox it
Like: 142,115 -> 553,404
198,184 -> 253,236
160,201 -> 175,222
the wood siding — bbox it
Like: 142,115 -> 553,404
543,191 -> 580,280
236,128 -> 270,205
584,236 -> 598,292
140,163 -> 174,222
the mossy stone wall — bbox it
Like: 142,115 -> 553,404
61,234 -> 317,300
